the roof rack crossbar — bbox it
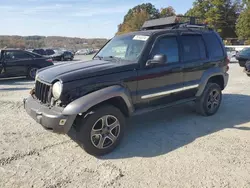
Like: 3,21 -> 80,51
141,16 -> 209,31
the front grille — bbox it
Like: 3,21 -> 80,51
35,80 -> 51,103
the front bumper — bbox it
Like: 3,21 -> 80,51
24,96 -> 76,134
244,69 -> 250,76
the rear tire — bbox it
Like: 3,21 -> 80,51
27,67 -> 39,80
75,105 -> 126,156
61,56 -> 64,61
195,83 -> 222,116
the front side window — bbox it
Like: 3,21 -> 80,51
181,35 -> 206,62
150,36 -> 179,63
95,35 -> 148,62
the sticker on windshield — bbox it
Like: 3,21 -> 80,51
133,35 -> 149,41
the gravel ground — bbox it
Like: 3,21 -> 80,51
0,63 -> 250,188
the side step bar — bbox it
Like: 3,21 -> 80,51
132,97 -> 196,116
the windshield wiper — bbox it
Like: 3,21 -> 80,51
103,56 -> 123,61
93,55 -> 103,60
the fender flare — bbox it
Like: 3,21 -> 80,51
62,85 -> 134,116
196,67 -> 226,97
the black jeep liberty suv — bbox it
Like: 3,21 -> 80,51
24,16 -> 229,156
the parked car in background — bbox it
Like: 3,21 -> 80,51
75,49 -> 89,55
236,47 -> 250,67
32,48 -> 47,56
45,49 -> 56,56
236,47 -> 250,76
0,49 -> 53,79
75,48 -> 95,55
51,50 -> 74,61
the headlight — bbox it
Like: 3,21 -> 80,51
52,81 -> 62,100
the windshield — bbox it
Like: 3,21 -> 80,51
239,48 -> 250,56
95,34 -> 148,62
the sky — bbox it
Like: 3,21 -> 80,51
0,0 -> 194,38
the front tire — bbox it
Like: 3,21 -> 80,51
75,105 -> 125,156
196,83 -> 222,116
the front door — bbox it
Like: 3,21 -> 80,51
4,51 -> 33,76
136,34 -> 184,108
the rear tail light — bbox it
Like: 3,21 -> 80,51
46,58 -> 53,63
226,56 -> 230,72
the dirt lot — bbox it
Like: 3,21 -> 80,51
0,63 -> 250,188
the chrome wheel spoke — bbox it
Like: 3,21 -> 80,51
108,120 -> 119,130
207,100 -> 212,107
101,116 -> 108,127
97,136 -> 106,149
91,129 -> 102,136
213,92 -> 220,99
213,100 -> 219,105
107,133 -> 117,142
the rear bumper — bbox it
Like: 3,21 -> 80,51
24,96 -> 76,134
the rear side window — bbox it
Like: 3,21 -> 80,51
181,35 -> 206,62
203,33 -> 224,58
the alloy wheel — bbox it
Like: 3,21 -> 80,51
90,115 -> 120,149
207,89 -> 221,113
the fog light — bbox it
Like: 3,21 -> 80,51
59,119 -> 67,126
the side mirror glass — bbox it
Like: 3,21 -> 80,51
146,54 -> 167,67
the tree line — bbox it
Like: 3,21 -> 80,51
117,1 -> 250,44
0,36 -> 108,50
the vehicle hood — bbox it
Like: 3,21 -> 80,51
37,60 -> 136,83
236,54 -> 250,60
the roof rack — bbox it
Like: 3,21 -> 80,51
141,16 -> 209,30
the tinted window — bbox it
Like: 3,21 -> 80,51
181,35 -> 206,62
33,49 -> 46,55
5,51 -> 32,60
46,49 -> 55,55
151,36 -> 179,63
203,33 -> 224,58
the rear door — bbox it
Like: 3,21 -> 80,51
136,34 -> 184,108
4,51 -> 34,76
180,34 -> 208,97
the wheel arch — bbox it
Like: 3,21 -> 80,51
196,68 -> 227,97
63,85 -> 134,117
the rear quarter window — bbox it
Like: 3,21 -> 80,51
203,32 -> 224,59
181,35 -> 207,62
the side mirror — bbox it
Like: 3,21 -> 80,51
146,54 -> 167,67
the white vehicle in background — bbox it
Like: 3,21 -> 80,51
76,48 -> 95,55
76,49 -> 89,55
